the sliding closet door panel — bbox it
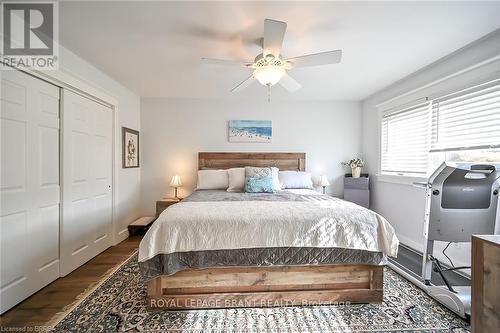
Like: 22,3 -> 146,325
92,104 -> 112,253
61,90 -> 113,276
0,69 -> 60,314
32,79 -> 61,285
93,104 -> 113,253
62,91 -> 93,275
0,75 -> 29,313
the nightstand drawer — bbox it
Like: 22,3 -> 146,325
344,176 -> 369,189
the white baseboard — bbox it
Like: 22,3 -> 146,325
114,228 -> 129,245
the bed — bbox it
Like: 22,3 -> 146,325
139,152 -> 398,309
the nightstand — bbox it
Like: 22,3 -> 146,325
156,197 -> 181,218
344,174 -> 370,208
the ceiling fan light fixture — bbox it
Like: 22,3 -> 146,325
201,19 -> 341,94
253,64 -> 286,86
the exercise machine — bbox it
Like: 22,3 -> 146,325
421,162 -> 500,319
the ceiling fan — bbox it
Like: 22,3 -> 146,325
201,18 -> 342,96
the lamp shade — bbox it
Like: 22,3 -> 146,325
319,175 -> 330,187
169,175 -> 182,187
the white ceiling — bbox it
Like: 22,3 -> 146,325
59,1 -> 500,100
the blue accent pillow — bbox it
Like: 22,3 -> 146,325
244,177 -> 274,193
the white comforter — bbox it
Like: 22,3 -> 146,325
139,190 -> 399,263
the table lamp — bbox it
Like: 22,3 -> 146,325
319,175 -> 330,194
170,175 -> 182,199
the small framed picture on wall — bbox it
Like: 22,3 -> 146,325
122,127 -> 140,168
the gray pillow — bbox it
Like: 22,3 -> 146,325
245,167 -> 272,179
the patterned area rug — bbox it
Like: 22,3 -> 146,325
50,253 -> 469,332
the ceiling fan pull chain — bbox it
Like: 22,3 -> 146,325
267,84 -> 271,103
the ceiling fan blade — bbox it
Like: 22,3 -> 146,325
231,75 -> 255,93
279,73 -> 302,92
263,19 -> 287,58
201,58 -> 251,67
286,50 -> 342,68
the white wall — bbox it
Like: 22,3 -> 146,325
58,46 -> 142,243
361,30 -> 500,269
140,99 -> 361,215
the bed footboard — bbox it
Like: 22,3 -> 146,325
147,264 -> 383,309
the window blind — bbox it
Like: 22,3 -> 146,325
430,79 -> 500,152
381,102 -> 431,175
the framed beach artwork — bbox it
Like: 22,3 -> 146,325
122,127 -> 140,168
229,120 -> 272,143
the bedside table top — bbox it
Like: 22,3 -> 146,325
157,197 -> 181,203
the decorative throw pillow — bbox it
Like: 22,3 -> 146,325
245,166 -> 272,179
244,177 -> 274,193
244,167 -> 275,193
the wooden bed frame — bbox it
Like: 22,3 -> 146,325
147,152 -> 384,309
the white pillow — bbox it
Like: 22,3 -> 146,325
279,171 -> 313,189
227,168 -> 245,192
196,170 -> 229,190
271,167 -> 282,192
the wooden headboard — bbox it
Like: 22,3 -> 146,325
198,152 -> 305,171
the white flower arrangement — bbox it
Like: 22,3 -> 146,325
341,158 -> 365,168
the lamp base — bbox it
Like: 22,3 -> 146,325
322,186 -> 326,194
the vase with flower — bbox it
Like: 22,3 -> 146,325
341,158 -> 365,178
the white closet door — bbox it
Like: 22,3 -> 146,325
0,70 -> 60,314
60,90 -> 113,276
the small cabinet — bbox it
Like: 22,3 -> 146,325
344,174 -> 370,208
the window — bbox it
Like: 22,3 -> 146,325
381,79 -> 500,177
381,102 -> 431,176
430,80 -> 500,152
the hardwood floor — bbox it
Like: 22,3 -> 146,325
0,235 -> 141,330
